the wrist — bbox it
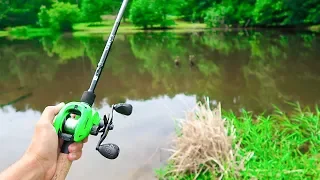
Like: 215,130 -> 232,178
0,153 -> 45,180
20,153 -> 46,179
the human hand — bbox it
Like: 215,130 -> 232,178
24,102 -> 88,180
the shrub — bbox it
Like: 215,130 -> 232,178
37,2 -> 80,32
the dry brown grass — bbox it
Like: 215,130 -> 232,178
163,100 -> 253,180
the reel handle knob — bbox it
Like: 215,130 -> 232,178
97,143 -> 120,159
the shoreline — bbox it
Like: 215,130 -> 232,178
1,21 -> 319,39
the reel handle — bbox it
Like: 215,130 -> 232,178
97,143 -> 120,159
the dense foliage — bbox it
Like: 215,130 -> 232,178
80,0 -> 122,22
1,0 -> 319,30
0,0 -> 53,29
38,1 -> 81,31
204,0 -> 320,28
129,0 -> 178,28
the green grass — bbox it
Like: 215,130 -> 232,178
72,20 -> 207,35
0,20 -> 207,39
156,102 -> 320,179
309,25 -> 320,32
0,31 -> 9,37
72,20 -> 137,33
6,26 -> 53,39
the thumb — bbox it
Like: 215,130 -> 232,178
40,102 -> 65,123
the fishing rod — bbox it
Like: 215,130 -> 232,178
51,0 -> 132,179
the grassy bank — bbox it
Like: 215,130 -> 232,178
309,25 -> 320,32
1,20 -> 318,39
72,20 -> 207,36
0,31 -> 8,37
156,100 -> 320,179
2,26 -> 53,39
0,20 -> 207,39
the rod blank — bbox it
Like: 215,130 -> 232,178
88,0 -> 130,93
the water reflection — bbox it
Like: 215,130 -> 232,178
1,30 -> 320,113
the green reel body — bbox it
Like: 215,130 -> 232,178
53,102 -> 100,142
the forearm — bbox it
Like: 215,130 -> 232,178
0,154 -> 44,180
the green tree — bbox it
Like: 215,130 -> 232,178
204,0 -> 255,27
80,0 -> 104,22
178,0 -> 216,22
129,0 -> 180,28
282,0 -> 320,26
37,5 -> 50,28
38,1 -> 80,31
0,0 -> 53,29
80,0 -> 123,22
304,0 -> 320,24
153,0 -> 182,27
252,0 -> 286,26
129,0 -> 161,28
204,3 -> 231,27
122,0 -> 133,22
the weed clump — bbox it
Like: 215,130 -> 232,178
157,101 -> 253,180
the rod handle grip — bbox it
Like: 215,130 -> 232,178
51,153 -> 72,180
51,141 -> 73,180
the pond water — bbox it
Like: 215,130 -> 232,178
1,30 -> 320,179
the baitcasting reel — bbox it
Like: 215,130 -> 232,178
53,102 -> 133,159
